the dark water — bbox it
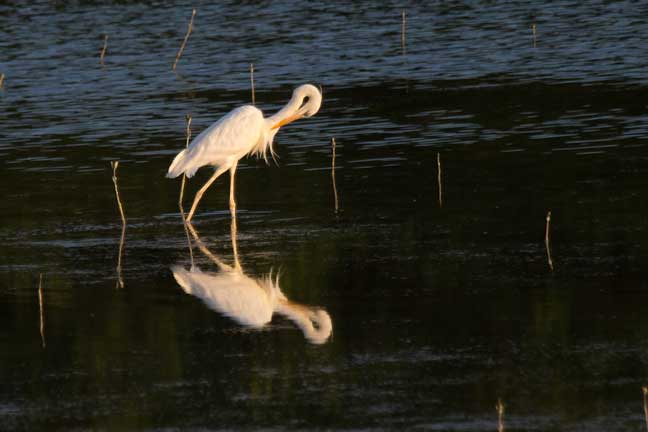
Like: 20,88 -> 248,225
2,1 -> 648,430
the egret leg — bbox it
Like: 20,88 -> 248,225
186,166 -> 228,222
231,215 -> 241,272
229,162 -> 238,216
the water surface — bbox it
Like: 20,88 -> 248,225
1,1 -> 648,430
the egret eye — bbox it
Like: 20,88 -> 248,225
301,96 -> 310,110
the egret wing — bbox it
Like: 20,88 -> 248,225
167,105 -> 264,178
186,106 -> 264,169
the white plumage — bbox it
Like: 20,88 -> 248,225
167,84 -> 323,221
167,106 -> 268,179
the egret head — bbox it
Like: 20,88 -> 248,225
294,84 -> 322,118
270,84 -> 322,130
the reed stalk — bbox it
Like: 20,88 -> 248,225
173,8 -> 196,71
496,398 -> 505,432
545,210 -> 553,271
100,34 -> 108,64
250,63 -> 255,105
331,138 -> 339,213
401,11 -> 406,53
111,161 -> 126,288
437,152 -> 443,208
38,273 -> 45,348
179,114 -> 192,210
642,386 -> 648,432
179,114 -> 195,268
0,73 -> 5,89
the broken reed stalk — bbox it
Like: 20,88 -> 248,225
437,152 -> 443,208
532,24 -> 537,48
496,398 -> 505,432
172,8 -> 196,71
250,63 -> 255,105
545,210 -> 554,271
111,161 -> 126,225
331,138 -> 339,213
643,386 -> 648,432
401,10 -> 406,53
100,34 -> 108,64
117,221 -> 126,289
111,161 -> 126,288
38,273 -> 45,348
0,73 -> 5,89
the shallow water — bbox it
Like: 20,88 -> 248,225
2,1 -> 648,430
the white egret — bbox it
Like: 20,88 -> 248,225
172,219 -> 333,344
167,84 -> 323,221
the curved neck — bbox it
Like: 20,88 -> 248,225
265,93 -> 303,129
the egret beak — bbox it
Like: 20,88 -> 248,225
271,111 -> 304,130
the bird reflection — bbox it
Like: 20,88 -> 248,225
172,219 -> 332,344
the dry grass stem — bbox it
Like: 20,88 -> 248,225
643,386 -> 648,432
173,8 -> 196,71
111,161 -> 126,288
100,35 -> 108,64
0,73 -> 5,89
38,273 -> 45,348
532,23 -> 537,47
437,152 -> 443,208
401,10 -> 406,53
545,210 -> 554,271
250,63 -> 255,105
496,398 -> 505,432
331,138 -> 339,213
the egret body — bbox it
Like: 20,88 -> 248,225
167,84 -> 322,221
